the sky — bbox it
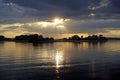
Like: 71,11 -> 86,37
0,0 -> 120,38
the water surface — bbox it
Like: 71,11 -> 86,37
0,41 -> 120,80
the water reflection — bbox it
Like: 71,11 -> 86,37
55,49 -> 64,70
0,41 -> 120,80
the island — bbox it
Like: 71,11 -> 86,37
0,34 -> 111,43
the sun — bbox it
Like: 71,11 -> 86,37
53,18 -> 64,24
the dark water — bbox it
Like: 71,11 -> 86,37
0,41 -> 120,80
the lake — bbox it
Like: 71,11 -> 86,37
0,41 -> 120,80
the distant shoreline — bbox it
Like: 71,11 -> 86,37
0,39 -> 120,44
0,34 -> 120,43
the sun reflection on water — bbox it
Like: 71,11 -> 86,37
55,49 -> 64,69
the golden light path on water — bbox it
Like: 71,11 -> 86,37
55,49 -> 64,73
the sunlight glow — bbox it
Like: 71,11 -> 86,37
27,23 -> 32,26
41,22 -> 49,27
57,25 -> 65,28
1,23 -> 24,27
53,18 -> 64,24
21,17 -> 69,29
35,22 -> 52,27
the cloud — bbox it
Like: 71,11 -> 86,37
2,0 -> 120,19
101,29 -> 120,37
0,0 -> 40,18
0,19 -> 120,37
65,19 -> 120,33
88,0 -> 110,10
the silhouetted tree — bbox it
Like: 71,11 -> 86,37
91,35 -> 99,40
0,36 -> 5,41
85,34 -> 107,41
99,35 -> 103,38
70,35 -> 81,40
81,35 -> 83,39
28,34 -> 39,42
14,34 -> 54,43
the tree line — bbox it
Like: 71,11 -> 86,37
14,34 -> 54,43
67,35 -> 107,41
0,34 -> 108,42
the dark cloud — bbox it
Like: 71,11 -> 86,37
3,0 -> 120,19
65,19 -> 120,33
